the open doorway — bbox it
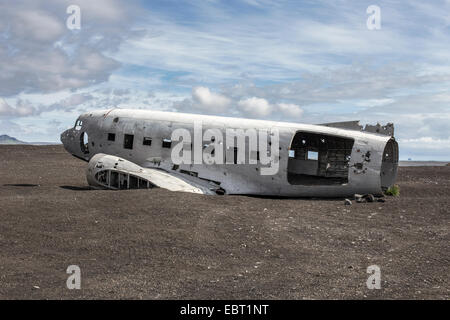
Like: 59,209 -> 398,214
288,131 -> 354,185
124,134 -> 134,149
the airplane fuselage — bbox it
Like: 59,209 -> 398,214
61,109 -> 398,197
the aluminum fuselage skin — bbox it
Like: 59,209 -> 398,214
61,109 -> 396,197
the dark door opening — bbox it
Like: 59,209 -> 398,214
288,132 -> 354,185
143,137 -> 152,146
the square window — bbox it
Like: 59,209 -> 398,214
162,138 -> 172,148
289,150 -> 295,158
143,137 -> 152,146
124,134 -> 134,149
108,133 -> 116,141
307,150 -> 318,160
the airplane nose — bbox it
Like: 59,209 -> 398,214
60,129 -> 70,145
61,129 -> 76,154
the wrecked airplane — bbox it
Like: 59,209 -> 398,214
61,109 -> 398,197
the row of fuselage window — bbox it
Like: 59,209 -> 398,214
105,132 -> 248,164
107,132 -> 172,150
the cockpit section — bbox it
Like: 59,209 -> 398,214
61,115 -> 92,161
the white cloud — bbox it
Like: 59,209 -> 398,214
397,137 -> 450,160
0,99 -> 13,116
237,97 -> 272,117
277,103 -> 303,118
15,10 -> 64,42
192,86 -> 231,112
0,98 -> 37,117
47,93 -> 94,112
398,137 -> 450,149
172,88 -> 304,121
113,0 -> 450,86
0,0 -> 142,96
0,92 -> 96,118
354,99 -> 395,108
236,98 -> 303,119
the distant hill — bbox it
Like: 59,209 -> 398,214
0,134 -> 27,144
0,134 -> 59,145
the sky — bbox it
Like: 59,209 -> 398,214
0,0 -> 450,160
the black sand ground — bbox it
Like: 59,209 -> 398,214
0,145 -> 448,299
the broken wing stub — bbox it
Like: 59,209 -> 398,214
86,153 -> 222,195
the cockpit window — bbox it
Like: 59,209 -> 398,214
74,119 -> 83,131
